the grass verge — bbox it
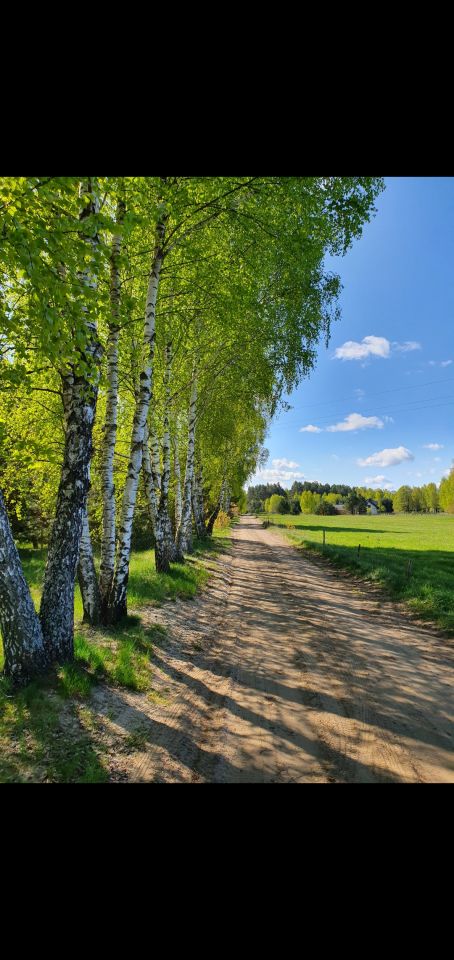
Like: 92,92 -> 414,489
0,523 -> 232,782
263,512 -> 454,635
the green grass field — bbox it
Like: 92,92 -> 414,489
262,512 -> 454,634
0,526 -> 231,783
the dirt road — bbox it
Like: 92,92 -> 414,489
92,516 -> 454,782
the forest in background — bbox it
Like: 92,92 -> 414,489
247,472 -> 454,516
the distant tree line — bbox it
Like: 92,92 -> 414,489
247,473 -> 454,516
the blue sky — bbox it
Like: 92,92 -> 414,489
249,177 -> 454,492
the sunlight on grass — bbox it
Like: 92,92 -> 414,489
0,524 -> 232,781
264,512 -> 454,633
0,673 -> 108,783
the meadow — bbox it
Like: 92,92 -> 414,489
262,512 -> 454,634
0,526 -> 231,783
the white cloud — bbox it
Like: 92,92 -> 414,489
301,412 -> 387,435
334,336 -> 422,362
441,360 -> 453,367
364,475 -> 390,484
429,359 -> 452,367
271,458 -> 300,470
358,446 -> 414,468
393,341 -> 422,353
300,424 -> 322,433
253,468 -> 305,488
327,412 -> 384,433
355,388 -> 366,399
423,443 -> 444,450
334,336 -> 391,361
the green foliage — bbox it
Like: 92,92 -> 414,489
345,491 -> 367,515
300,490 -> 321,514
0,175 -> 384,692
439,468 -> 454,513
266,494 -> 288,514
393,486 -> 413,513
315,500 -> 337,515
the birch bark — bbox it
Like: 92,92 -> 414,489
175,370 -> 197,559
99,196 -> 125,615
155,343 -> 176,572
40,179 -> 101,662
192,463 -> 207,539
142,423 -> 160,533
77,507 -> 101,624
109,217 -> 166,621
173,435 -> 183,530
0,489 -> 47,684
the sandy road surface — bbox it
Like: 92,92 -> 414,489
91,516 -> 454,782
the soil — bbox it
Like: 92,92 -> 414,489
90,516 -> 454,783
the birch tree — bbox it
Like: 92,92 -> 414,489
0,489 -> 47,682
39,179 -> 102,662
109,210 -> 166,620
99,193 -> 126,616
175,367 -> 198,559
0,175 -> 384,681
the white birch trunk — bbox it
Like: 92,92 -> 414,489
109,217 -> 166,621
155,343 -> 176,572
224,486 -> 231,514
149,422 -> 162,495
175,370 -> 197,559
0,489 -> 48,684
192,463 -> 207,539
40,179 -> 101,662
173,435 -> 182,529
99,196 -> 125,615
77,507 -> 101,624
142,425 -> 159,530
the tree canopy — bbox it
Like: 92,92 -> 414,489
0,175 -> 384,682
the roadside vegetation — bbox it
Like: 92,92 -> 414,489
0,522 -> 231,783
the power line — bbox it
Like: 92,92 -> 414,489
296,375 -> 454,411
298,395 -> 454,428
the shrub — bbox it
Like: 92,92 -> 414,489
300,491 -> 321,514
267,494 -> 289,514
345,492 -> 367,515
314,500 -> 337,516
214,510 -> 230,529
